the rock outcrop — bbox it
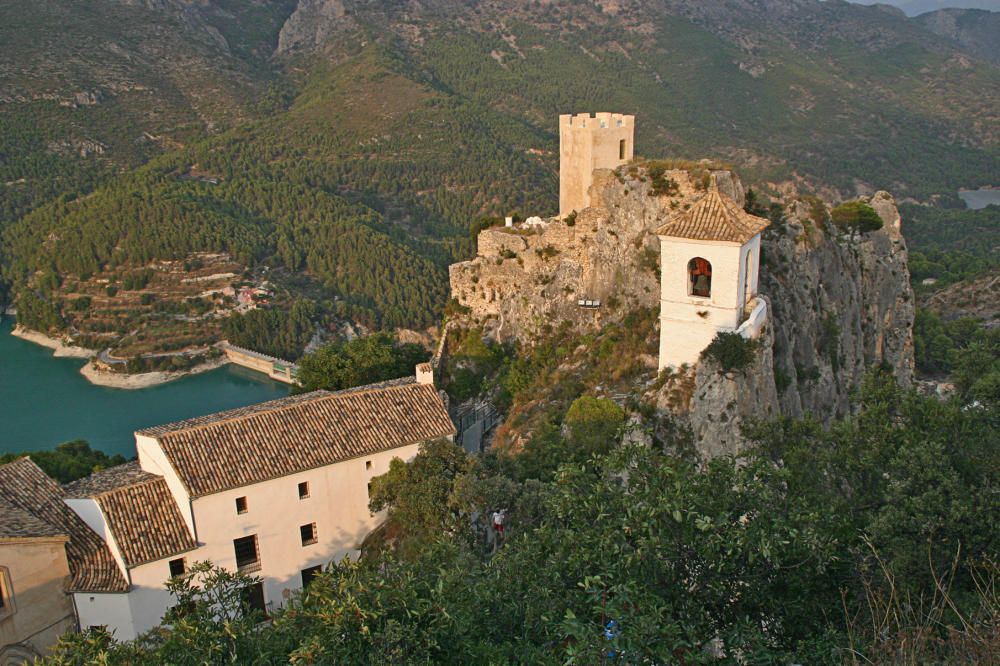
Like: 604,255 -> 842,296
677,193 -> 915,452
277,0 -> 350,54
449,166 -> 742,342
451,165 -> 915,456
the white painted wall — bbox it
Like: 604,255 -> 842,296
74,592 -> 135,641
185,443 -> 421,617
64,498 -> 129,581
122,560 -> 181,639
658,234 -> 762,369
83,441 -> 427,639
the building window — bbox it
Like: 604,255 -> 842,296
687,257 -> 712,298
298,481 -> 309,499
242,582 -> 267,621
233,535 -> 261,573
168,558 -> 186,578
300,523 -> 317,546
235,496 -> 248,514
619,139 -> 626,160
365,460 -> 372,470
0,566 -> 13,618
367,481 -> 373,499
301,565 -> 323,588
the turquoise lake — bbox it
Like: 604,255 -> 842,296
0,317 -> 289,458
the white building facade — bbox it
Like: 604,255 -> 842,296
657,184 -> 771,369
64,374 -> 455,641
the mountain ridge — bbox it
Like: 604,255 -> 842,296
1,0 -> 997,344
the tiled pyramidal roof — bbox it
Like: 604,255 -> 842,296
0,458 -> 128,592
66,462 -> 197,568
656,186 -> 770,244
140,383 -> 456,498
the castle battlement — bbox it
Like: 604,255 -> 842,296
559,112 -> 634,130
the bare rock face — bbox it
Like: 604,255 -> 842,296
669,191 -> 915,456
684,304 -> 782,458
761,192 -> 914,420
451,167 -> 915,458
277,0 -> 350,54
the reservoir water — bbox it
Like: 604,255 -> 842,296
0,317 -> 289,458
958,188 -> 1000,210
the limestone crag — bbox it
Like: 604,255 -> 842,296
657,190 -> 915,454
761,191 -> 914,419
449,166 -> 742,342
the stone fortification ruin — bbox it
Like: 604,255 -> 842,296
560,112 -> 634,217
448,113 -> 914,455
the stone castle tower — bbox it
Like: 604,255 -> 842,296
656,181 -> 771,370
559,112 -> 634,217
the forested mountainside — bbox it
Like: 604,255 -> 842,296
2,0 -> 998,345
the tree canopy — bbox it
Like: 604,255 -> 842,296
0,440 -> 127,484
42,369 -> 1000,664
295,332 -> 430,393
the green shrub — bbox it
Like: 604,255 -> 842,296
702,331 -> 758,372
830,201 -> 883,233
646,165 -> 679,197
563,396 -> 625,454
564,210 -> 577,226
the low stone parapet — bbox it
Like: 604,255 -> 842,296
736,296 -> 768,340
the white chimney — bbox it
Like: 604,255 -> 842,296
415,363 -> 434,386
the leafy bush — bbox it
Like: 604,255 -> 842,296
830,201 -> 883,233
296,332 -> 429,393
646,164 -> 680,197
563,396 -> 625,454
702,331 -> 758,372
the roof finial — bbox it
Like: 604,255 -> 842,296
708,173 -> 720,193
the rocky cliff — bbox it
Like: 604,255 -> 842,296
451,165 -> 915,455
673,191 -> 915,455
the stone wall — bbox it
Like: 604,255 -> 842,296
450,166 -> 723,342
559,113 -> 634,216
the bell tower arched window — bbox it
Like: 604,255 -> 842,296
688,258 -> 712,298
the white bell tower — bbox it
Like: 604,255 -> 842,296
656,182 -> 771,370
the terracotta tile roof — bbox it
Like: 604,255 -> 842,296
94,477 -> 197,568
0,458 -> 128,592
656,187 -> 770,244
0,496 -> 67,540
137,390 -> 336,437
146,383 -> 455,498
64,461 -> 158,498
